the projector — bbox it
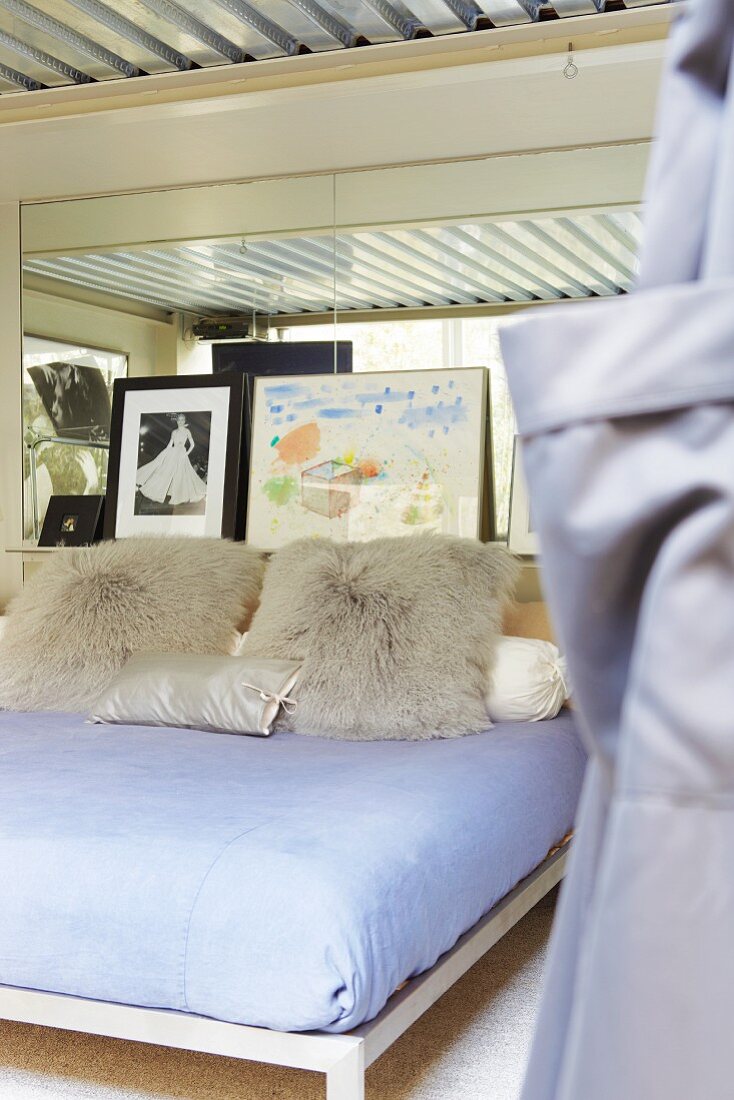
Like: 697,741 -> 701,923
191,317 -> 251,341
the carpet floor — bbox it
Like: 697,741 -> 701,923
0,888 -> 556,1100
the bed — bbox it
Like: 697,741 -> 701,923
0,709 -> 584,1098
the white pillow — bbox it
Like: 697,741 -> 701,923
235,632 -> 569,724
486,636 -> 570,723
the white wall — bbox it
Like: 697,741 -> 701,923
0,204 -> 23,604
23,290 -> 176,380
176,327 -> 214,376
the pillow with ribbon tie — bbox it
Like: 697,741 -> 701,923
89,653 -> 301,737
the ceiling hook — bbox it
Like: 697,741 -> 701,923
563,42 -> 579,80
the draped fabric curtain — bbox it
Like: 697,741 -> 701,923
499,2 -> 734,1097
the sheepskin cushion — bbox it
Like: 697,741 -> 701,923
241,533 -> 519,741
0,538 -> 266,713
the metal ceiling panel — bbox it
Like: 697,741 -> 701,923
481,222 -> 592,297
516,220 -> 622,294
0,0 -> 671,94
63,0 -> 198,70
406,0 -> 481,33
245,1 -> 354,50
0,0 -> 142,78
475,1 -> 538,27
24,211 -> 642,316
208,0 -> 302,56
341,231 -> 485,303
180,1 -> 291,60
203,242 -> 353,309
552,0 -> 603,16
358,1 -> 429,39
0,26 -> 94,82
134,0 -> 249,64
21,0 -> 168,73
0,54 -> 44,87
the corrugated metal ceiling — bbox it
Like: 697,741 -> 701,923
0,0 -> 669,93
23,210 -> 642,316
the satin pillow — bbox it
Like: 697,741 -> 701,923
89,653 -> 301,737
485,637 -> 569,722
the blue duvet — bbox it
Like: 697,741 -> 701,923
0,712 -> 584,1032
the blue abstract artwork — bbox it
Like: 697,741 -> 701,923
247,367 -> 488,548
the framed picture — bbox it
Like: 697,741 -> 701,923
38,495 -> 105,547
508,436 -> 540,555
212,341 -> 353,394
104,374 -> 247,540
211,342 -> 354,528
246,367 -> 492,549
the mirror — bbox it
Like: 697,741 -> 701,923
20,174 -> 338,542
330,158 -> 641,544
19,151 -> 642,555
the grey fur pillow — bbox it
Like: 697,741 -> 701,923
241,534 -> 519,741
0,538 -> 265,713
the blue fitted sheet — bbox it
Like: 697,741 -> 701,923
0,711 -> 585,1033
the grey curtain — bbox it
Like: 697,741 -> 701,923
499,2 -> 734,1098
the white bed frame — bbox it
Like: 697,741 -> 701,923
0,842 -> 568,1100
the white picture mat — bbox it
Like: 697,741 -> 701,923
507,436 -> 540,555
115,386 -> 231,538
246,367 -> 487,550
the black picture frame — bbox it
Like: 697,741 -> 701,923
211,341 -> 353,399
103,373 -> 247,541
211,344 -> 352,530
39,495 -> 105,547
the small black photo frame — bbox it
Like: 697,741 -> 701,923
104,373 -> 247,541
39,495 -> 105,547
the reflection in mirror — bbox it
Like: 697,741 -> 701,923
22,337 -> 127,541
328,162 -> 642,541
20,175 -> 338,543
19,161 -> 641,549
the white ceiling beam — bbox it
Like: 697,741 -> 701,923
0,4 -> 676,125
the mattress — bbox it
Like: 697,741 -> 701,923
0,711 -> 585,1033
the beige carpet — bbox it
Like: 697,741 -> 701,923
0,889 -> 556,1100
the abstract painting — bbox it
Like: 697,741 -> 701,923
246,367 -> 490,549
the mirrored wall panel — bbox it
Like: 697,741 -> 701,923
322,157 -> 642,542
22,335 -> 127,540
20,149 -> 643,548
21,174 -> 338,541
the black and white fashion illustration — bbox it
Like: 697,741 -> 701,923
136,413 -> 208,508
